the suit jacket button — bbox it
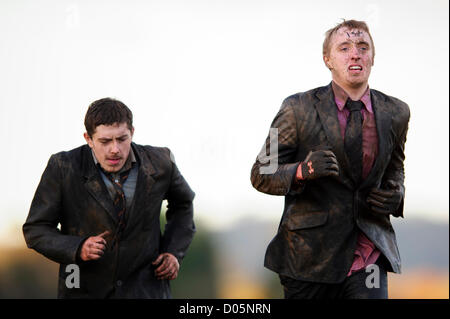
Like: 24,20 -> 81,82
116,280 -> 123,287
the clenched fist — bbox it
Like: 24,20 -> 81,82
296,150 -> 339,181
367,180 -> 403,216
152,253 -> 180,280
80,231 -> 110,261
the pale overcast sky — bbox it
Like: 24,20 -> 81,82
0,0 -> 448,244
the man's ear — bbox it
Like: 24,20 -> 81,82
84,132 -> 93,148
130,127 -> 135,138
323,55 -> 332,70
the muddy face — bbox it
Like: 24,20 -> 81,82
84,122 -> 134,173
324,27 -> 374,90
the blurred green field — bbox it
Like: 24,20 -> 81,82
1,216 -> 448,299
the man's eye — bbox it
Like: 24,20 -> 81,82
341,47 -> 348,51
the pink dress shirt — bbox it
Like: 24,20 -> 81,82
331,81 -> 381,277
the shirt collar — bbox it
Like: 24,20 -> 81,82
331,81 -> 373,114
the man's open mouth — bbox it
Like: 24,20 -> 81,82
107,158 -> 121,164
349,65 -> 362,71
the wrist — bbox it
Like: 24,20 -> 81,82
76,238 -> 88,262
296,162 -> 304,180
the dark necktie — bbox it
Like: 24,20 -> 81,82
344,99 -> 364,185
104,169 -> 131,247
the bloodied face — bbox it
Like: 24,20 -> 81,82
84,122 -> 134,173
323,27 -> 374,90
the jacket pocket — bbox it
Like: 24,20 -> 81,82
286,210 -> 329,230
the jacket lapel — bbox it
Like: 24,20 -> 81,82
124,143 -> 156,230
360,90 -> 393,189
81,146 -> 118,224
314,84 -> 354,189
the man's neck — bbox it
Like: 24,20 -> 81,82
332,79 -> 369,101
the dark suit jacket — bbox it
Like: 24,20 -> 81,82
23,142 -> 195,298
251,83 -> 410,284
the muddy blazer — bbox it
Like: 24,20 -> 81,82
23,143 -> 195,298
251,83 -> 410,284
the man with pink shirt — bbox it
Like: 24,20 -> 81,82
251,20 -> 409,298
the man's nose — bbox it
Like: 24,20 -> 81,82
350,46 -> 361,59
110,141 -> 120,153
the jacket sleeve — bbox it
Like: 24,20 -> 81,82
23,154 -> 86,264
381,102 -> 411,218
250,98 -> 304,196
161,149 -> 196,262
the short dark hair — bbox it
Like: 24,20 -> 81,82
84,98 -> 133,137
